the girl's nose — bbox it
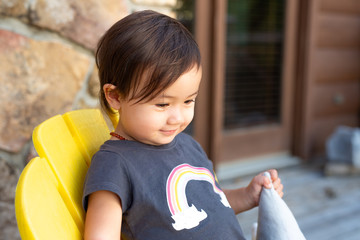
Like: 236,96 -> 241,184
167,107 -> 184,125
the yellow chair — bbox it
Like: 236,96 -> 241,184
15,109 -> 118,239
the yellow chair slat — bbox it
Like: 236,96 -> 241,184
15,157 -> 82,240
63,109 -> 110,166
108,110 -> 120,130
32,114 -> 88,232
15,109 -> 112,239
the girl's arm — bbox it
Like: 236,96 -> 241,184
223,169 -> 283,214
84,190 -> 122,240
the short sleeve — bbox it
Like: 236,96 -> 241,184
82,150 -> 132,212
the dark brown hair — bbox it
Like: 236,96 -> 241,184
96,10 -> 201,115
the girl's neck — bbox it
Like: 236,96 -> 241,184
110,131 -> 127,140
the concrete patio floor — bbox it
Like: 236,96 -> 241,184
220,163 -> 360,240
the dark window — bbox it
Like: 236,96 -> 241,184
174,0 -> 195,34
224,0 -> 286,130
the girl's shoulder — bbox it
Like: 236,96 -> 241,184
177,133 -> 207,156
98,139 -> 151,153
177,132 -> 197,144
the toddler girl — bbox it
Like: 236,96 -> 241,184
83,10 -> 283,240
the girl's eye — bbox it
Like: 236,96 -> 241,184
156,103 -> 169,108
185,99 -> 195,105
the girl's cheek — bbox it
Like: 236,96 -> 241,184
184,110 -> 195,125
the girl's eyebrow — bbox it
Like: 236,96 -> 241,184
188,91 -> 199,98
162,90 -> 199,99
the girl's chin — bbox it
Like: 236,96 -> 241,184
145,136 -> 177,146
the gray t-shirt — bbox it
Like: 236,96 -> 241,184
83,133 -> 245,240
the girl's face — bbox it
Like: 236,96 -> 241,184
115,66 -> 202,145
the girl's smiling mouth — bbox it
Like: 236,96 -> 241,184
160,129 -> 177,135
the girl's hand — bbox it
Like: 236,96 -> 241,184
245,169 -> 284,208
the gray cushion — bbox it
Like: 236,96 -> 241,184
256,172 -> 306,240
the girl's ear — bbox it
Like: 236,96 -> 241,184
103,84 -> 122,110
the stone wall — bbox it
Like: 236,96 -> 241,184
0,0 -> 176,239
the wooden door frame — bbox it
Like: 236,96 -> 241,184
210,0 -> 227,164
193,0 -> 227,164
293,0 -> 313,160
194,0 -> 301,165
193,0 -> 214,155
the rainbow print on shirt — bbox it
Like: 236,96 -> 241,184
166,163 -> 231,231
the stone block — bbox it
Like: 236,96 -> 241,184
88,67 -> 100,98
0,157 -> 21,240
29,0 -> 128,49
0,0 -> 128,49
0,29 -> 92,152
132,0 -> 177,6
0,0 -> 29,21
